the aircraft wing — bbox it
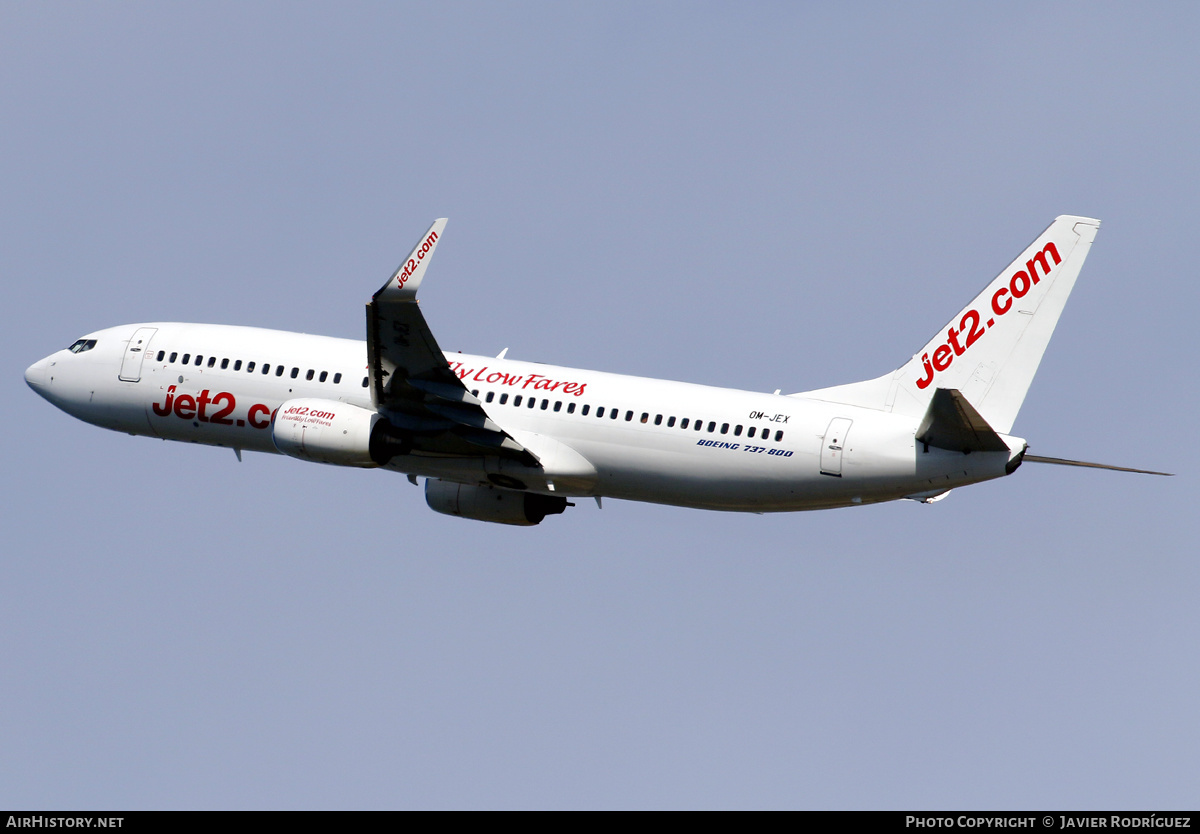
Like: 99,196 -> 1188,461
366,219 -> 535,463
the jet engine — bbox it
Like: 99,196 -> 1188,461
425,479 -> 569,526
271,398 -> 409,466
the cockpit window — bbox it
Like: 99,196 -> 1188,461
68,339 -> 97,354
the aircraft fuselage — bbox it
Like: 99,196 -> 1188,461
25,321 -> 1019,513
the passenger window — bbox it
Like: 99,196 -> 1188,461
247,362 -> 256,372
734,425 -> 742,436
775,430 -> 784,442
306,369 -> 314,381
182,354 -> 191,364
276,366 -> 284,376
486,391 -> 495,403
528,397 -> 536,409
500,393 -> 509,404
361,376 -> 368,387
195,355 -> 203,366
207,357 -> 216,368
581,404 -> 589,416
596,407 -> 604,418
156,350 -> 165,361
471,389 -> 479,397
720,423 -> 729,434
567,403 -> 575,414
514,395 -> 523,407
655,415 -> 663,426
539,399 -> 547,410
748,426 -> 756,438
221,358 -> 229,369
680,418 -> 689,429
640,413 -> 649,424
234,360 -> 242,371
334,373 -> 341,384
708,422 -> 716,432
613,409 -> 621,420
553,401 -> 562,412
290,368 -> 299,379
169,352 -> 178,363
319,371 -> 328,382
624,411 -> 633,421
262,364 -> 270,374
667,416 -> 675,427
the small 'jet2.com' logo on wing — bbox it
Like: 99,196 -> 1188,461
396,229 -> 439,289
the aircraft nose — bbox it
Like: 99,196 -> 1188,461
25,356 -> 49,394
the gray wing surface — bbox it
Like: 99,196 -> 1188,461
366,219 -> 535,463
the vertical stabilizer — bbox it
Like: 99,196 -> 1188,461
800,216 -> 1100,434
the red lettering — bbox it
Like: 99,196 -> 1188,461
932,344 -> 953,372
915,353 -> 935,390
960,309 -> 984,349
173,394 -> 197,420
195,389 -> 213,422
152,385 -> 177,417
946,326 -> 965,356
1026,242 -> 1060,284
992,286 -> 1012,316
210,392 -> 236,425
1010,270 -> 1031,299
248,403 -> 271,429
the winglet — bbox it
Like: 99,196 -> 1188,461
374,218 -> 448,302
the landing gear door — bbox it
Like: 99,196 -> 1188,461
820,417 -> 853,477
119,327 -> 157,382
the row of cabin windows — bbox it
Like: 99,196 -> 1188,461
146,347 -> 785,442
467,388 -> 785,442
155,350 -> 342,384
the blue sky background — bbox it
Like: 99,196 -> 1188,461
2,3 -> 1196,809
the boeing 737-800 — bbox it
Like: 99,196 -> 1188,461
24,216 -> 1168,525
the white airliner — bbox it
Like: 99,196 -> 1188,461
24,216 -> 1169,525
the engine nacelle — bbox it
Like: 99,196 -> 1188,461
272,398 -> 407,467
425,479 -> 569,526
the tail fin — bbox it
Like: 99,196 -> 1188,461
800,215 -> 1100,434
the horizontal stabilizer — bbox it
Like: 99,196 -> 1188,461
1023,454 -> 1173,476
916,388 -> 1010,454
